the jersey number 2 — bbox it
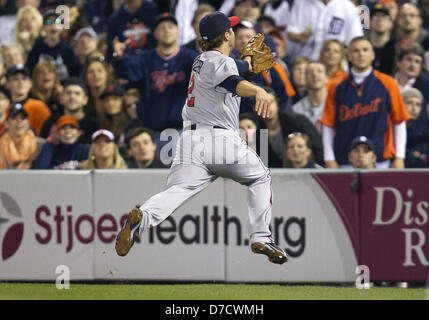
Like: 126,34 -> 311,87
186,75 -> 195,107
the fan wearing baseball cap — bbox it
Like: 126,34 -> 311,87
78,129 -> 127,169
348,136 -> 377,169
0,103 -> 38,170
33,115 -> 90,170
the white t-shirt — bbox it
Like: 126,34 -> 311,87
287,0 -> 363,61
292,96 -> 325,132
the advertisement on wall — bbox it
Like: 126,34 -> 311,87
1,170 -> 427,282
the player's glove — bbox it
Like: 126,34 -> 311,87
241,33 -> 275,74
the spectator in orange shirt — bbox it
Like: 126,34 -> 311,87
5,64 -> 51,136
0,103 -> 38,170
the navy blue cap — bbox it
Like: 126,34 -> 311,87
199,12 -> 240,41
100,84 -> 124,99
350,136 -> 376,152
7,103 -> 28,120
154,12 -> 178,29
6,64 -> 31,79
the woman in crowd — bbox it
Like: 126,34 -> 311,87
30,61 -> 63,116
14,5 -> 43,54
83,56 -> 109,125
0,104 -> 38,170
319,39 -> 346,81
283,132 -> 317,168
99,83 -> 129,146
78,129 -> 127,169
1,43 -> 27,71
291,56 -> 309,104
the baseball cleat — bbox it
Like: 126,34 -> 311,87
251,242 -> 288,265
115,207 -> 142,257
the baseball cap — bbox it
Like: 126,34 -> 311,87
199,12 -> 240,41
100,84 -> 125,100
371,3 -> 390,18
154,12 -> 178,29
7,103 -> 28,120
6,64 -> 31,79
62,77 -> 89,95
74,27 -> 98,41
56,115 -> 79,129
234,20 -> 254,30
350,136 -> 376,153
268,28 -> 287,43
91,129 -> 115,142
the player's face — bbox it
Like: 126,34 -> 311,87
321,42 -> 342,68
239,118 -> 257,144
103,95 -> 123,116
154,21 -> 179,46
93,136 -> 115,159
348,144 -> 376,169
35,65 -> 55,91
58,124 -> 80,145
62,85 -> 88,112
285,136 -> 312,168
7,74 -> 32,97
235,27 -> 256,53
398,4 -> 421,33
128,132 -> 156,163
348,40 -> 374,72
86,61 -> 107,89
306,63 -> 328,90
405,97 -> 422,120
7,113 -> 29,139
397,53 -> 423,78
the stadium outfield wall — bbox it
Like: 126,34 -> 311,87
0,170 -> 428,283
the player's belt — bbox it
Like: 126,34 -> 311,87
186,124 -> 226,130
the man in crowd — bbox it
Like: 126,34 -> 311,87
322,37 -> 410,169
6,65 -> 51,136
369,3 -> 393,71
380,2 -> 429,75
106,0 -> 159,60
112,13 -> 198,144
125,126 -> 167,169
292,61 -> 328,132
26,10 -> 82,80
348,136 -> 377,169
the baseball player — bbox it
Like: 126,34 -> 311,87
115,11 -> 288,265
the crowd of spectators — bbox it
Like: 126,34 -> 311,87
0,0 -> 428,171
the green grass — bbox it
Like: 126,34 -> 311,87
0,282 -> 426,300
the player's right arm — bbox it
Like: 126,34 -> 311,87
236,81 -> 271,119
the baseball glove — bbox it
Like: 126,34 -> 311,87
241,33 -> 275,74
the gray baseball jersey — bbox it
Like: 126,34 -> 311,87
182,51 -> 241,131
